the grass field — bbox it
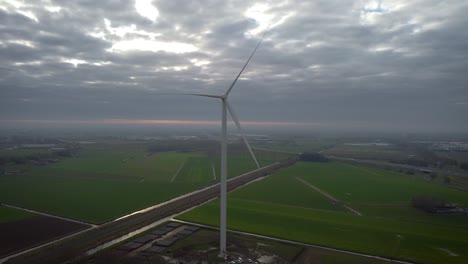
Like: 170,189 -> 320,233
211,149 -> 290,180
230,169 -> 345,212
0,174 -> 200,223
174,156 -> 214,183
44,146 -> 191,182
0,149 -> 51,158
0,143 -> 287,224
0,206 -> 34,223
322,144 -> 411,161
254,141 -> 332,153
178,162 -> 468,264
295,162 -> 468,205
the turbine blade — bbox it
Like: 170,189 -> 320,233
225,100 -> 260,168
224,32 -> 266,98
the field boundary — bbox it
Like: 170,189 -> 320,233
295,177 -> 362,216
2,204 -> 97,227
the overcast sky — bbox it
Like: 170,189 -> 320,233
1,0 -> 467,133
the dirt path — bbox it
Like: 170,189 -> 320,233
170,161 -> 185,182
211,163 -> 216,180
295,177 -> 362,216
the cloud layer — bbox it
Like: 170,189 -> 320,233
1,0 -> 467,132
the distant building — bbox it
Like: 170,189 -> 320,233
433,205 -> 468,215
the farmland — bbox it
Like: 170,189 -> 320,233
178,161 -> 468,264
254,139 -> 334,153
0,142 -> 287,224
321,144 -> 412,162
0,206 -> 34,223
0,206 -> 89,258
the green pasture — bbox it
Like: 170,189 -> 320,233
230,168 -> 345,212
44,146 -> 192,182
353,205 -> 468,228
212,150 -> 290,179
294,162 -> 468,205
0,206 -> 35,223
0,149 -> 51,158
0,174 -> 199,223
0,144 -> 287,224
254,141 -> 331,153
0,147 -> 207,223
179,199 -> 468,264
174,156 -> 214,183
322,144 -> 410,161
178,162 -> 468,264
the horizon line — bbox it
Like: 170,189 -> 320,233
0,119 -> 316,127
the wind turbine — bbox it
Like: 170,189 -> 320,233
180,36 -> 264,258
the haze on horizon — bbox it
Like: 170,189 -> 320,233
1,0 -> 467,133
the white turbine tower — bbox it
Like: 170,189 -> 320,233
181,36 -> 264,258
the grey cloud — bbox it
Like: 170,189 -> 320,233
0,0 -> 467,133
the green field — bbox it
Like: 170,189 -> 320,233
295,162 -> 468,205
211,149 -> 290,179
174,156 -> 214,183
230,168 -> 345,212
0,174 -> 200,223
0,149 -> 51,158
178,162 -> 468,264
322,145 -> 410,161
254,140 -> 332,153
0,206 -> 35,223
0,144 -> 286,224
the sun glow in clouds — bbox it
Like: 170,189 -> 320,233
61,58 -> 112,67
359,1 -> 406,25
62,58 -> 86,67
190,59 -> 210,67
160,65 -> 189,71
3,0 -> 39,22
96,18 -> 195,54
134,0 -> 159,22
45,5 -> 61,13
109,39 -> 198,54
244,2 -> 294,36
